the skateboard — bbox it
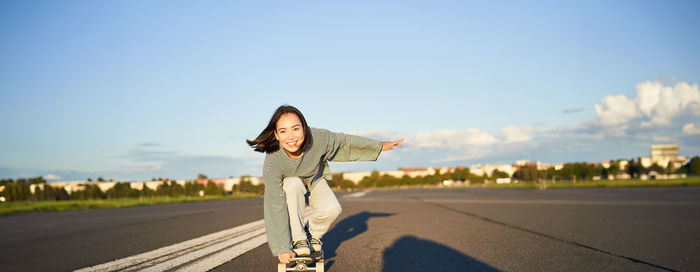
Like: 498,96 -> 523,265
278,251 -> 324,272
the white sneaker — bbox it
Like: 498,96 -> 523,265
309,237 -> 322,252
292,240 -> 311,256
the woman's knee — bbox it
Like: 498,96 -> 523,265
282,177 -> 306,195
317,205 -> 342,219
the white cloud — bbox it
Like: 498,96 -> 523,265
676,82 -> 700,115
639,81 -> 682,127
407,129 -> 499,149
594,94 -> 638,127
636,81 -> 662,118
594,81 -> 700,134
502,126 -> 535,143
683,123 -> 700,135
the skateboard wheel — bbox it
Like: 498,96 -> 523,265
277,262 -> 286,272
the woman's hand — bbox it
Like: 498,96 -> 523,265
278,251 -> 296,264
382,139 -> 404,151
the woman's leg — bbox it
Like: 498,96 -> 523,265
282,177 -> 308,243
308,178 -> 342,239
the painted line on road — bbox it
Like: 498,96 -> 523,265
343,190 -> 371,198
75,209 -> 313,272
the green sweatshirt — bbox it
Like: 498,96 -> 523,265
262,127 -> 382,256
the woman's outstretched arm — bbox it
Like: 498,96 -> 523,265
382,138 -> 404,151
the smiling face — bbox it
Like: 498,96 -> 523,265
274,113 -> 306,158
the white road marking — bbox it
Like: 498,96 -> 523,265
175,234 -> 267,272
343,190 -> 371,198
140,228 -> 266,272
74,209 -> 314,271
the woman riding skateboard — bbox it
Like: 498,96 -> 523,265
247,105 -> 403,264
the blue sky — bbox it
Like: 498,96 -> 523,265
1,0 -> 699,181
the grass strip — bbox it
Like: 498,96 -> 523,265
0,193 -> 260,216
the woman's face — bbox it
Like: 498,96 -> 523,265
274,113 -> 305,158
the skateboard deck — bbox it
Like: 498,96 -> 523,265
278,251 -> 324,272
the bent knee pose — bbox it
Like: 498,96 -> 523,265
247,105 -> 403,264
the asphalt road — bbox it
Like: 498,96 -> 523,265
2,187 -> 699,271
0,198 -> 265,271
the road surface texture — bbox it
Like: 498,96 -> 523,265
1,187 -> 699,271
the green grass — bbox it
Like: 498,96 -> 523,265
481,176 -> 700,189
0,193 -> 260,216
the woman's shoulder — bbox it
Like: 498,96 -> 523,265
264,149 -> 283,161
310,127 -> 329,134
309,127 -> 334,142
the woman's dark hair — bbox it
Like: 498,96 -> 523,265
247,105 -> 311,153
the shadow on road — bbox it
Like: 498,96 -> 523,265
382,235 -> 500,272
322,211 -> 394,270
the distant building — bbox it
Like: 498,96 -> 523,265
619,160 -> 629,171
341,172 -> 373,184
198,177 -> 262,191
652,144 -> 679,161
470,164 -> 516,177
640,144 -> 689,170
339,167 -> 453,184
496,178 -> 512,184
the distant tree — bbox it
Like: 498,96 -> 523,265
376,174 -> 399,187
72,185 -> 105,200
235,179 -> 264,195
450,167 -> 470,181
0,178 -> 11,187
626,159 -> 643,178
27,176 -> 46,184
156,181 -> 171,197
424,173 -> 439,185
601,167 -> 609,179
358,171 -> 380,188
35,185 -> 70,201
647,163 -> 665,174
607,160 -> 621,176
2,180 -> 31,201
106,182 -> 135,199
168,182 -> 184,197
514,166 -> 538,181
491,169 -> 510,179
328,173 -> 342,188
329,173 -> 355,190
334,178 -> 356,190
204,181 -> 224,196
141,185 -> 156,197
184,182 -> 205,196
690,157 -> 700,176
197,173 -> 208,180
97,177 -> 105,182
87,178 -> 92,182
665,163 -> 673,175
